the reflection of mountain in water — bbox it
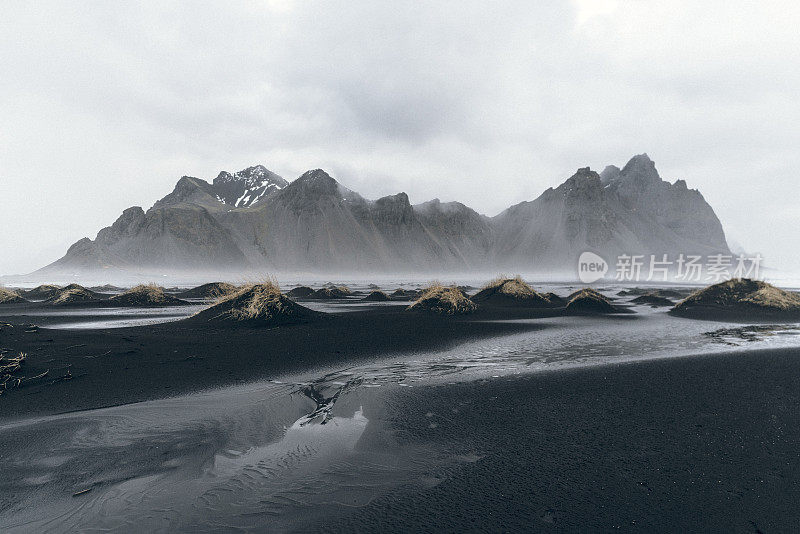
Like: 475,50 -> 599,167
213,407 -> 368,475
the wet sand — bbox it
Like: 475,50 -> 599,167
3,297 -> 800,531
0,303 -> 553,421
329,347 -> 800,533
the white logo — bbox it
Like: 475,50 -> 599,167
578,251 -> 608,283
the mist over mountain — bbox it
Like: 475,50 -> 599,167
492,154 -> 729,270
38,154 -> 729,277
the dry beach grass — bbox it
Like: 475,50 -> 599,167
0,287 -> 25,304
409,283 -> 477,315
192,280 -> 318,324
471,275 -> 554,307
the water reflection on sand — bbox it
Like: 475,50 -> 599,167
2,285 -> 800,531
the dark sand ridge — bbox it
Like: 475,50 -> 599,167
45,284 -> 102,305
617,287 -> 688,299
0,302 -> 551,421
0,288 -> 26,304
327,346 -> 800,532
176,282 -> 237,300
671,278 -> 800,321
362,290 -> 390,302
191,282 -> 319,325
20,284 -> 62,301
287,286 -> 315,298
108,284 -> 188,307
565,288 -> 630,315
631,294 -> 675,307
308,286 -> 352,299
87,284 -> 125,293
408,284 -> 477,315
470,276 -> 556,308
542,292 -> 566,306
390,288 -> 422,300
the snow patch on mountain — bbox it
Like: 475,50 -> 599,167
212,165 -> 289,207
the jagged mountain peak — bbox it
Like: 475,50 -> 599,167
618,153 -> 660,182
214,164 -> 279,184
600,165 -> 621,185
175,175 -> 206,189
414,198 -> 483,220
212,165 -> 287,207
376,191 -> 410,205
415,198 -> 447,213
285,169 -> 364,203
288,169 -> 340,196
555,167 -> 603,194
151,176 -> 216,210
295,168 -> 336,184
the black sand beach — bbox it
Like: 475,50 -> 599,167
0,303 -> 553,421
329,347 -> 800,533
2,297 -> 800,532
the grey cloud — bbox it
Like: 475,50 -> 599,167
1,0 -> 799,276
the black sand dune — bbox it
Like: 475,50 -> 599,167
390,288 -> 421,300
542,292 -> 566,306
408,285 -> 477,315
671,278 -> 800,321
287,286 -> 315,298
631,294 -> 674,307
362,290 -> 390,302
87,284 -> 125,293
45,284 -> 103,305
471,276 -> 555,308
308,286 -> 351,299
107,284 -> 188,307
0,288 -> 26,304
176,282 -> 237,300
190,283 -> 319,325
618,287 -> 688,299
20,284 -> 62,301
565,288 -> 629,315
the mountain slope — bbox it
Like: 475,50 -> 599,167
221,170 -> 492,271
38,155 -> 730,276
491,154 -> 730,269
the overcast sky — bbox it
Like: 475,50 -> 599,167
2,0 -> 799,276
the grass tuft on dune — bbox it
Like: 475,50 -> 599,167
672,279 -> 800,319
177,282 -> 238,300
0,287 -> 25,304
21,284 -> 62,300
309,286 -> 351,299
362,290 -> 390,302
472,275 -> 554,307
409,283 -> 477,315
47,285 -> 97,305
194,280 -> 318,324
109,284 -> 186,307
565,288 -> 617,315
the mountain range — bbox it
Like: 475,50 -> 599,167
37,154 -> 730,277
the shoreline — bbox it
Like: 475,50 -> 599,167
0,304 -> 556,422
2,297 -> 799,423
